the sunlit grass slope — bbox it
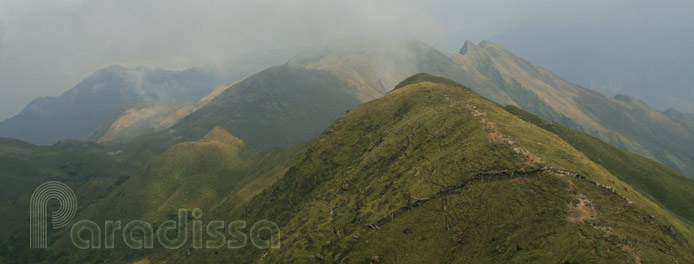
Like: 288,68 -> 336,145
48,127 -> 306,263
166,74 -> 694,263
505,105 -> 694,224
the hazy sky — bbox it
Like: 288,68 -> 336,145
1,0 -> 692,120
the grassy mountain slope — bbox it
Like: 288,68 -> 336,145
158,74 -> 694,263
451,41 -> 694,177
98,39 -> 694,178
81,80 -> 245,167
84,99 -> 195,144
289,39 -> 694,176
505,105 -> 694,224
48,127 -> 306,263
171,64 -> 362,149
84,78 -> 244,146
0,138 -> 141,263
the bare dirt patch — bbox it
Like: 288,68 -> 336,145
568,194 -> 597,223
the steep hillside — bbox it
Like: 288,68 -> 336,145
157,74 -> 694,263
491,20 -> 694,114
171,64 -> 362,149
288,39 -> 694,176
451,41 -> 694,176
84,99 -> 195,144
0,65 -> 224,145
47,127 -> 306,263
85,78 -> 245,145
663,108 -> 694,133
505,105 -> 694,224
0,138 -> 141,263
95,40 -> 694,177
76,127 -> 257,224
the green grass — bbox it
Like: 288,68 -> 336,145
46,127 -> 307,263
505,105 -> 694,224
21,73 -> 694,263
153,75 -> 694,263
0,139 -> 141,263
392,73 -> 466,90
291,39 -> 694,178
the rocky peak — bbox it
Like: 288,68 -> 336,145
459,40 -> 477,55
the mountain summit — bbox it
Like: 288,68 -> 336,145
459,40 -> 477,55
169,74 -> 694,263
284,39 -> 694,176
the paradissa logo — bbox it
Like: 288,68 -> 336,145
30,181 -> 280,250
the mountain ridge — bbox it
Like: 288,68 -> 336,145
171,75 -> 694,263
169,64 -> 362,149
20,73 -> 694,263
284,39 -> 694,176
0,65 -> 225,145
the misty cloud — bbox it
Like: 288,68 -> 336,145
1,0 -> 693,120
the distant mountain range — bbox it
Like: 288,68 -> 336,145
491,20 -> 694,114
0,65 -> 226,145
9,38 -> 691,178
